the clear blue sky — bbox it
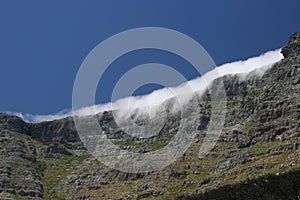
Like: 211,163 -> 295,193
1,0 -> 299,115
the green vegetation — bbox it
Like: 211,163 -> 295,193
113,140 -> 144,147
150,141 -> 168,150
243,119 -> 251,134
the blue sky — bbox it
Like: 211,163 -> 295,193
1,0 -> 300,115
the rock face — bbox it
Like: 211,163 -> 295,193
0,128 -> 43,199
281,32 -> 300,58
0,32 -> 300,199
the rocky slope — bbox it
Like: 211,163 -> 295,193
0,32 -> 300,199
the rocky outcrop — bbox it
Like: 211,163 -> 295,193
281,32 -> 300,58
0,130 -> 43,199
0,114 -> 28,134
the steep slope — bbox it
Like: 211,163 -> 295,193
0,32 -> 300,199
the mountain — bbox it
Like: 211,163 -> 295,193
0,32 -> 300,200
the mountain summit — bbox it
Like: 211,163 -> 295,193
0,32 -> 300,199
281,32 -> 300,58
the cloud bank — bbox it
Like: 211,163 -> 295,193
6,49 -> 283,123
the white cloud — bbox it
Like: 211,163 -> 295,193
6,49 -> 283,123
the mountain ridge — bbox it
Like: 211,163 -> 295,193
0,32 -> 300,199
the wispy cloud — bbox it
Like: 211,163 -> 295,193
6,49 -> 283,123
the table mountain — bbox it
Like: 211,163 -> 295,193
0,32 -> 300,199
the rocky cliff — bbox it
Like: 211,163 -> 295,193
0,32 -> 300,200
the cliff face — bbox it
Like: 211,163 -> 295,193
0,33 -> 300,200
281,32 -> 300,58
